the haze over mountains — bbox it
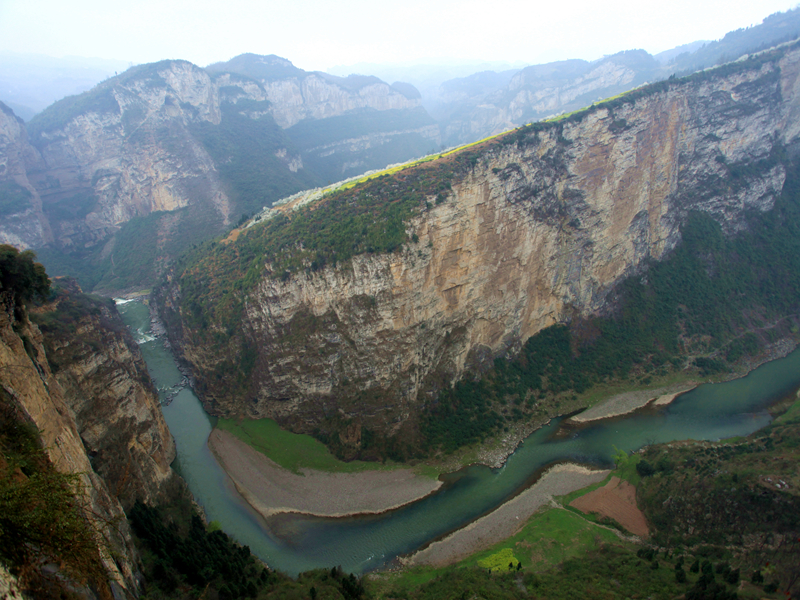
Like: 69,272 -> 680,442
1,8 -> 798,297
2,5 -> 800,599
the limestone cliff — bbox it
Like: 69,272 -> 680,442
207,54 -> 440,181
33,280 -> 176,509
23,61 -> 244,251
0,56 -> 439,291
207,54 -> 426,128
160,43 -> 800,438
1,294 -> 139,595
0,102 -> 50,249
1,268 -> 176,595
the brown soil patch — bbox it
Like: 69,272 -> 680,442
221,228 -> 242,244
569,476 -> 649,537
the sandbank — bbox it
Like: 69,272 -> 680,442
207,429 -> 442,518
569,383 -> 696,423
402,464 -> 610,568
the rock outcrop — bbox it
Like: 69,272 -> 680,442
34,281 -> 175,509
1,275 -> 176,596
207,54 -> 425,128
24,61 -> 240,251
0,102 -> 50,249
160,43 -> 800,436
208,54 -> 440,181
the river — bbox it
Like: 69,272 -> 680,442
116,299 -> 800,576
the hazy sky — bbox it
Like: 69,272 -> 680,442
1,0 -> 798,72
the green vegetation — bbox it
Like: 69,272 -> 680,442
373,545 -> 697,600
0,391 -> 110,597
0,244 -> 50,308
190,101 -> 321,217
476,548 -> 519,572
216,418 -> 404,475
130,494 -> 371,600
636,395 -> 800,595
0,181 -> 32,216
470,508 -> 618,573
174,149 -> 476,336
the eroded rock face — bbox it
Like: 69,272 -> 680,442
164,45 -> 800,434
0,296 -> 139,595
265,75 -> 423,129
1,284 -> 177,595
37,284 -> 175,509
0,103 -> 50,249
25,61 -> 238,250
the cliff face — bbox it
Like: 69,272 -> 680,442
24,61 -> 242,251
207,54 -> 426,128
34,282 -> 175,509
0,103 -> 50,249
1,281 -> 176,595
1,295 -> 139,595
162,44 -> 800,433
208,54 -> 440,181
264,73 -> 422,129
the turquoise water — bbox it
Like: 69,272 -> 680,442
117,300 -> 800,575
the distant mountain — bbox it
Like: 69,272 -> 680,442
669,9 -> 800,73
0,55 -> 441,291
654,40 -> 709,64
207,54 -> 440,182
432,8 -> 800,146
435,50 -> 659,146
0,52 -> 130,120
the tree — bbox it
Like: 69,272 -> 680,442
0,245 -> 50,306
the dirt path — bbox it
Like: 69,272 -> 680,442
569,476 -> 649,537
208,429 -> 442,518
402,464 -> 610,568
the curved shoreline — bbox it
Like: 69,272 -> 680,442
208,429 -> 443,519
401,464 -> 610,568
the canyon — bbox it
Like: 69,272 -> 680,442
159,44 -> 800,446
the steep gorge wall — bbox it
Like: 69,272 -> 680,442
1,282 -> 177,596
34,283 -> 176,509
23,62 -> 244,251
0,103 -> 50,249
163,44 -> 800,435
